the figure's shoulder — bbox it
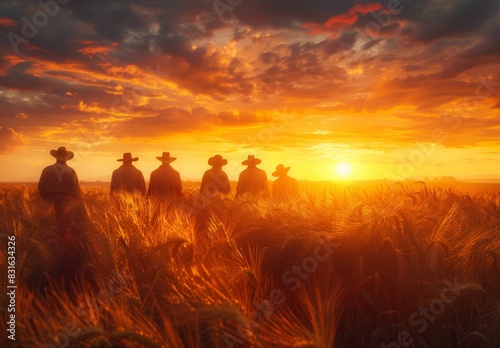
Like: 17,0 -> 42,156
42,164 -> 54,172
40,165 -> 54,177
274,176 -> 285,184
65,165 -> 76,173
113,166 -> 127,175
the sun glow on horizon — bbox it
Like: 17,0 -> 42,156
335,162 -> 353,179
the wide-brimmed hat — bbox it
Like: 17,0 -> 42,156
50,146 -> 74,161
117,153 -> 139,162
208,154 -> 227,167
156,152 -> 177,163
242,155 -> 261,165
272,164 -> 290,177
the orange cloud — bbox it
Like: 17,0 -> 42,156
71,39 -> 119,58
304,3 -> 384,33
0,55 -> 28,74
78,45 -> 117,57
0,18 -> 15,27
0,127 -> 27,154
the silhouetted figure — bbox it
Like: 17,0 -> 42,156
110,153 -> 146,195
200,154 -> 231,197
272,164 -> 299,201
236,155 -> 268,198
38,146 -> 81,229
38,147 -> 88,289
147,152 -> 182,198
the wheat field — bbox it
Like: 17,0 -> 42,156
1,182 -> 500,348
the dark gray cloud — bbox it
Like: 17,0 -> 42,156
406,0 -> 498,43
227,0 -> 355,28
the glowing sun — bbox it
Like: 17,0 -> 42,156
335,162 -> 353,178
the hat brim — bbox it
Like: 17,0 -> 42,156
272,167 -> 290,177
50,150 -> 74,161
157,157 -> 176,163
118,157 -> 139,162
208,157 -> 227,166
242,159 -> 262,165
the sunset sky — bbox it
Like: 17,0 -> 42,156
0,0 -> 499,182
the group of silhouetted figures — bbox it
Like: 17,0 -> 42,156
37,147 -> 299,229
36,146 -> 299,288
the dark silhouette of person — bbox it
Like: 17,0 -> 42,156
147,152 -> 182,198
272,164 -> 299,201
38,146 -> 81,229
236,155 -> 268,198
110,153 -> 146,195
200,154 -> 231,197
38,146 -> 89,288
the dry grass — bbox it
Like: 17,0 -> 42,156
0,182 -> 500,347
